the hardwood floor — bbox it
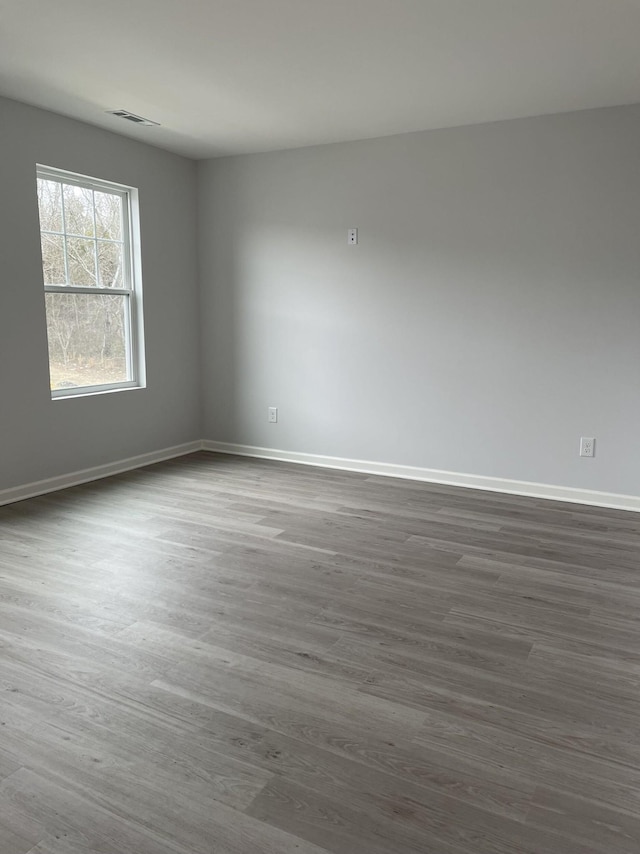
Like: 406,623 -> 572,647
1,451 -> 640,853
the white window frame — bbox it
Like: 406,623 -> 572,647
37,165 -> 146,399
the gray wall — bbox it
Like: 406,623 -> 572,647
198,105 -> 640,496
0,96 -> 201,490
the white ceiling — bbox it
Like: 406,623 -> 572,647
2,0 -> 640,159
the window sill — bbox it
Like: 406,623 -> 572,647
51,381 -> 145,400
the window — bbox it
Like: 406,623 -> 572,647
36,166 -> 145,397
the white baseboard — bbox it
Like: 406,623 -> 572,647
3,438 -> 638,513
202,440 -> 640,513
0,441 -> 203,507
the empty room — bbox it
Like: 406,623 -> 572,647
1,1 -> 640,852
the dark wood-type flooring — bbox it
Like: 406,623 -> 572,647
1,451 -> 640,853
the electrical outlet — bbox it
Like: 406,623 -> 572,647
579,437 -> 595,458
268,406 -> 278,423
348,228 -> 358,245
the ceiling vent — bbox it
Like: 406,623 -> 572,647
106,109 -> 160,127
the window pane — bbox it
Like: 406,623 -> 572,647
45,293 -> 129,390
40,233 -> 66,285
37,179 -> 63,232
98,240 -> 124,288
94,191 -> 123,240
36,167 -> 143,397
67,237 -> 97,286
63,184 -> 95,237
